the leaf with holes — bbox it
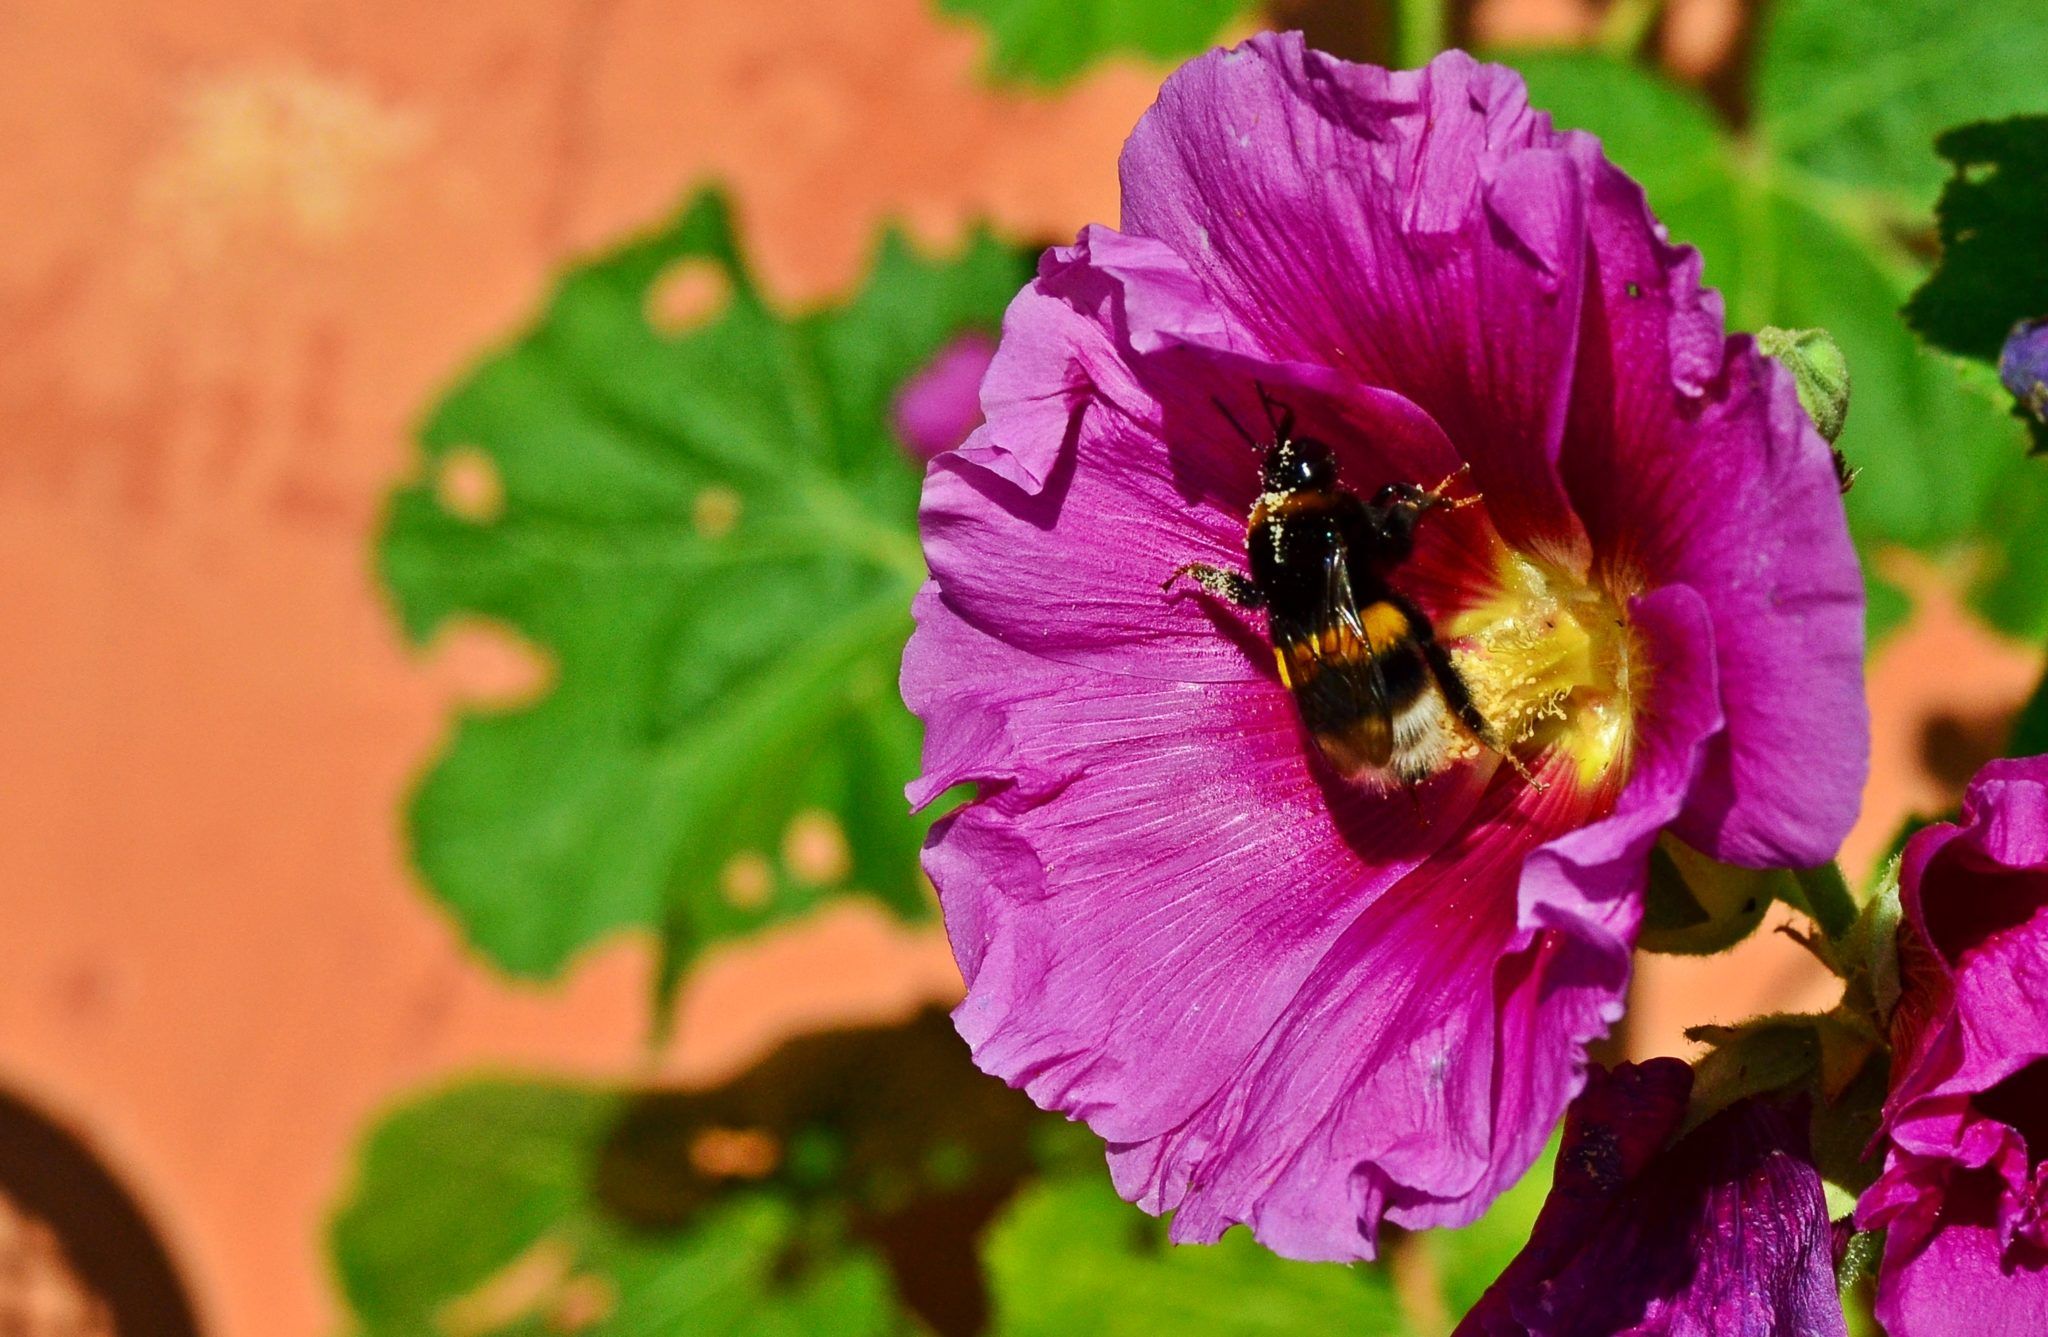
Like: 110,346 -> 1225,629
1504,51 -> 2048,643
939,0 -> 1254,85
380,192 -> 1031,982
1904,118 -> 2048,365
330,1081 -> 905,1337
332,1010 -> 1046,1336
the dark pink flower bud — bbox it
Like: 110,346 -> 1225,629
892,332 -> 996,461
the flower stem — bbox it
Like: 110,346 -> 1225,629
1598,0 -> 1665,59
1395,0 -> 1446,69
1790,862 -> 1860,943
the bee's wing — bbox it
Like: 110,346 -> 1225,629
1314,545 -> 1376,676
1280,546 -> 1393,772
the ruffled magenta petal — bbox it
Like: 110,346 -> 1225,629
1095,586 -> 1719,1258
907,586 -> 1489,1153
1119,36 -> 1594,561
1859,758 -> 2048,1324
1875,1194 -> 2048,1335
908,35 -> 1870,1261
1560,159 -> 1866,869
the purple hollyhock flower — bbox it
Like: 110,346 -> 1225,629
1460,1060 -> 1844,1337
1856,757 -> 2048,1330
2003,317 -> 2048,427
893,332 -> 997,460
903,35 -> 1866,1260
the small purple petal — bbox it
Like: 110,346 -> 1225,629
1462,1062 -> 1846,1337
893,332 -> 996,461
2001,317 -> 2048,425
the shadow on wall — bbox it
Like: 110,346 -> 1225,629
0,1086 -> 202,1335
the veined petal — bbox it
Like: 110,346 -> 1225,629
1119,36 -> 1595,562
1560,160 -> 1866,870
908,587 -> 1486,1152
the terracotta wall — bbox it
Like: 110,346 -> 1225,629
0,2 -> 2034,1333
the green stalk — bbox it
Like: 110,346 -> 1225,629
1597,0 -> 1665,60
1396,0 -> 1447,69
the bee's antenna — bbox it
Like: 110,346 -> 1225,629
1254,382 -> 1295,444
1210,396 -> 1259,451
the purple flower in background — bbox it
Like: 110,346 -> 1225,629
2003,317 -> 2048,428
893,332 -> 997,460
903,35 -> 1866,1260
1857,757 -> 2048,1331
1460,1060 -> 1844,1337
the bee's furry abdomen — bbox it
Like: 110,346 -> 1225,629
1275,610 -> 1464,787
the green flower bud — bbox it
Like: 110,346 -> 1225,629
1758,325 -> 1852,446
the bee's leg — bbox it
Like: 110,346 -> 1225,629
1163,563 -> 1265,610
1426,463 -> 1481,509
1402,599 -> 1548,792
1402,777 -> 1430,826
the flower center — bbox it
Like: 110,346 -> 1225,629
1443,551 -> 1643,791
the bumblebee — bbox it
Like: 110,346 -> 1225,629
1165,395 -> 1538,791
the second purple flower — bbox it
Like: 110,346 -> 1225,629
904,35 -> 1867,1260
1858,757 -> 2048,1330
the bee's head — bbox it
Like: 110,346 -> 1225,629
1260,437 -> 1337,495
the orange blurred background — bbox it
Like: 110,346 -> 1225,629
0,0 -> 2036,1331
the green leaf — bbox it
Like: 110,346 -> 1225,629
939,0 -> 1253,85
379,192 -> 1031,980
1503,51 -> 2048,639
1904,118 -> 2048,364
333,1010 -> 1049,1336
983,1173 -> 1410,1336
1839,863 -> 1903,1028
1754,0 -> 2048,202
1427,1135 -> 1558,1321
331,1080 -> 903,1337
1637,836 -> 1775,956
1680,1016 -> 1821,1135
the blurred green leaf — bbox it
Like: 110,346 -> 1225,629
1754,0 -> 2048,202
380,192 -> 1030,982
1904,117 -> 2048,365
330,1080 -> 904,1336
983,1173 -> 1410,1336
333,1011 -> 1047,1337
1505,51 -> 2047,641
939,0 -> 1253,85
1427,1136 -> 1557,1320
